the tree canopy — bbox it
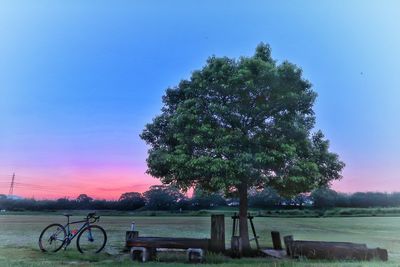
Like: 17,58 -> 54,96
141,43 -> 344,196
76,194 -> 93,203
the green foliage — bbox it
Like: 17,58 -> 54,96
141,43 -> 344,197
191,187 -> 226,209
76,194 -> 93,203
118,192 -> 146,210
350,192 -> 390,208
248,187 -> 281,208
311,189 -> 398,209
311,187 -> 340,208
143,185 -> 185,210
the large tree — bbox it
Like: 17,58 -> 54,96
141,43 -> 344,252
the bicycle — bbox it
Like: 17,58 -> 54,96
38,212 -> 107,253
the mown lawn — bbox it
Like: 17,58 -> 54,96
1,214 -> 400,266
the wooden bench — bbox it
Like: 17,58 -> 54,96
127,236 -> 210,262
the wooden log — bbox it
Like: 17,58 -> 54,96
210,214 -> 225,253
285,237 -> 387,261
126,237 -> 210,250
290,240 -> 367,249
271,231 -> 283,250
368,248 -> 388,261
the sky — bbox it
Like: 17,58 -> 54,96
1,0 -> 400,199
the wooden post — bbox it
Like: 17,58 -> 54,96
231,213 -> 237,237
248,214 -> 260,250
271,231 -> 283,250
283,235 -> 294,256
231,236 -> 242,258
210,214 -> 225,253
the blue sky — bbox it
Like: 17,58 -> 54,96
0,1 -> 399,198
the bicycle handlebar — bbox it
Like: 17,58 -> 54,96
86,212 -> 99,223
88,215 -> 100,224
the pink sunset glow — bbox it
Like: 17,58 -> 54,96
0,167 -> 159,200
2,160 -> 400,200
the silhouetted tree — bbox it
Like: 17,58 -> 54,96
143,185 -> 184,210
389,192 -> 400,206
56,198 -> 71,210
350,192 -> 390,208
335,193 -> 350,207
118,192 -> 145,210
248,188 -> 281,208
76,194 -> 93,203
191,188 -> 226,209
311,187 -> 338,208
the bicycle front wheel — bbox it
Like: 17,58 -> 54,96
38,223 -> 66,252
76,225 -> 107,253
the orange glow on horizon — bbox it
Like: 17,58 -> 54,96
0,166 -> 160,200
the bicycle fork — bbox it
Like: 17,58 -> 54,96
87,228 -> 94,242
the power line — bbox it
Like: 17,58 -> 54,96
0,181 -> 80,191
8,173 -> 15,196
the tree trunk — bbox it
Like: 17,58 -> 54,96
238,183 -> 251,253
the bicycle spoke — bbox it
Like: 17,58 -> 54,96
39,224 -> 66,252
77,226 -> 106,253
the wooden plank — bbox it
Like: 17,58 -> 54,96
126,237 -> 210,250
210,214 -> 225,253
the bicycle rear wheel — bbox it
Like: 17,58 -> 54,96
38,223 -> 66,252
76,225 -> 107,253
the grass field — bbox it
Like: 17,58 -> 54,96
1,214 -> 400,266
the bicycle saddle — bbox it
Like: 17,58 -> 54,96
63,213 -> 72,217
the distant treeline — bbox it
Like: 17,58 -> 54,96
310,188 -> 400,208
1,186 -> 400,211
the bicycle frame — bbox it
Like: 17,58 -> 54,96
61,217 -> 92,248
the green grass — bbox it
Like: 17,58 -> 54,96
1,214 -> 400,266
